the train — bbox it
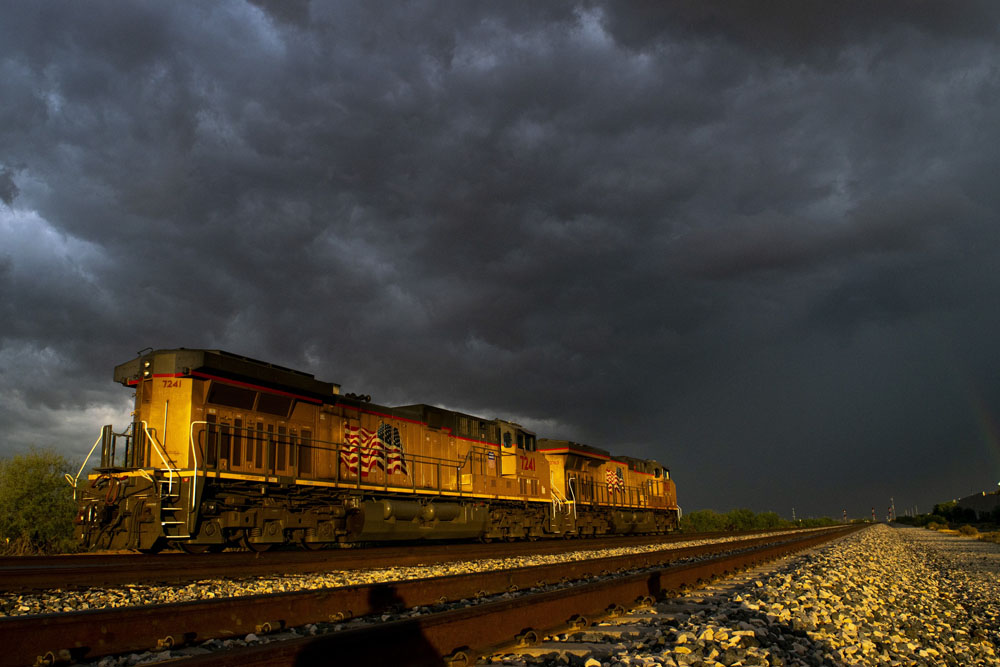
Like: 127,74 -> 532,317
71,349 -> 679,552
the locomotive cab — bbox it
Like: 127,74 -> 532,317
496,419 -> 535,476
74,349 -> 339,552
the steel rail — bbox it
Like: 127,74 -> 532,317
0,528 -> 794,592
4,526 -> 859,666
182,525 -> 865,667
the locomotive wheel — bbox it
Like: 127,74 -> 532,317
240,533 -> 273,552
301,540 -> 327,551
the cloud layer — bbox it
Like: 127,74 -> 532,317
3,1 -> 1000,517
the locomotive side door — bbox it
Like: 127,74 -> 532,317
499,425 -> 518,476
314,410 -> 342,481
205,409 -> 245,473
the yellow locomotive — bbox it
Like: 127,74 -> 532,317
71,349 -> 679,552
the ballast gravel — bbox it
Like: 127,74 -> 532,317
10,526 -> 999,667
486,524 -> 1000,667
0,532 -> 796,616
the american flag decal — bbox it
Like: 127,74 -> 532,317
378,422 -> 408,475
341,422 -> 407,477
605,466 -> 625,492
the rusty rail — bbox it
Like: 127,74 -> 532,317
0,528 -> 786,592
5,526 -> 860,665
185,525 -> 864,666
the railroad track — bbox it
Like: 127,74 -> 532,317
0,529 -> 779,592
4,526 -> 860,666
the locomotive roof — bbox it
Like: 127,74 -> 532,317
539,440 -> 668,473
391,404 -> 514,427
616,455 -> 669,473
538,438 -> 612,460
115,348 -> 339,399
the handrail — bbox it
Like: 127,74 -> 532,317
456,448 -> 475,492
567,475 -> 578,518
140,421 -> 175,469
140,420 -> 180,495
550,488 -> 566,517
65,432 -> 105,500
189,421 -> 206,510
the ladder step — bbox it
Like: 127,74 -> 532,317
161,507 -> 184,511
161,520 -> 185,525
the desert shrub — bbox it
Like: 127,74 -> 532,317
724,508 -> 758,531
933,501 -> 957,519
926,521 -> 945,530
680,508 -> 839,532
754,511 -> 784,529
895,514 -> 939,526
933,501 -> 980,524
799,517 -> 838,528
958,524 -> 979,537
0,449 -> 79,554
680,509 -> 727,533
978,532 -> 1000,544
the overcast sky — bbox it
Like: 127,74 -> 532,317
3,1 -> 1000,519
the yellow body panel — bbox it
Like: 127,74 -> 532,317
133,377 -> 195,469
120,356 -> 669,511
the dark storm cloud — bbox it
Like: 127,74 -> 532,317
598,0 -> 1000,62
3,1 -> 1000,518
0,168 -> 18,206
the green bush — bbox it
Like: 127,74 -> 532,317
958,524 -> 979,537
799,516 -> 838,528
724,508 -> 758,531
679,508 -> 839,533
932,501 -> 978,525
933,500 -> 957,517
755,511 -> 784,529
894,514 -> 938,526
0,449 -> 79,554
680,509 -> 727,533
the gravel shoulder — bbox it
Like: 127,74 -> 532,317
12,526 -> 998,666
486,524 -> 1000,666
0,532 -> 800,616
